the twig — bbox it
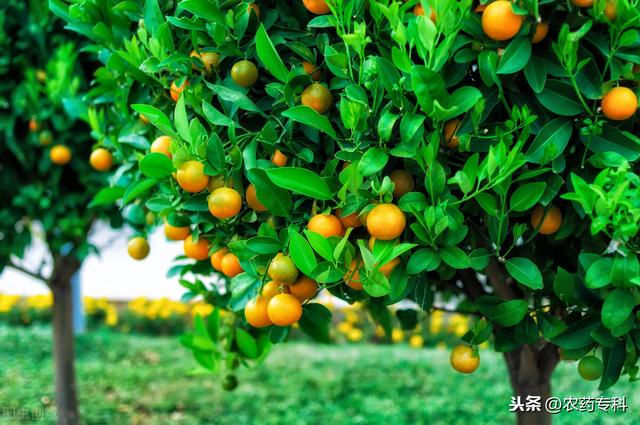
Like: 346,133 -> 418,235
7,260 -> 49,284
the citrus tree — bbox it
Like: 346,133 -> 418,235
55,0 -> 640,423
0,1 -> 125,423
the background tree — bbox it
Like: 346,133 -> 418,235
55,0 -> 640,424
0,1 -> 124,423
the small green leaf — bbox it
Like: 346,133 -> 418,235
255,25 -> 289,82
282,106 -> 337,138
139,153 -> 174,178
505,257 -> 543,290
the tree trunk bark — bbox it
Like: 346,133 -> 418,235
504,342 -> 560,425
50,255 -> 81,425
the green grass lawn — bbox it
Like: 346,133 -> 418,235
0,326 -> 636,424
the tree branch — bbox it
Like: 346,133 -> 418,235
458,269 -> 487,299
7,260 -> 49,284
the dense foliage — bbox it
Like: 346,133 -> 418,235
54,0 -> 640,394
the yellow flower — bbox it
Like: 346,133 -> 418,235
436,341 -> 447,351
391,328 -> 404,343
105,307 -> 118,327
374,325 -> 385,337
408,334 -> 423,348
191,303 -> 213,318
429,310 -> 443,334
0,295 -> 21,313
346,328 -> 363,342
26,294 -> 52,310
345,312 -> 359,324
337,321 -> 353,334
448,313 -> 469,337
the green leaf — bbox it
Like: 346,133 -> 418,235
551,315 -> 599,349
534,80 -> 584,116
439,246 -> 470,269
131,104 -> 179,140
476,297 -> 528,327
497,37 -> 532,75
358,148 -> 388,176
206,83 -> 265,116
599,340 -> 626,390
174,95 -> 192,143
585,258 -> 613,289
282,106 -> 337,138
122,178 -> 158,205
406,248 -> 440,274
509,182 -> 546,212
439,86 -> 483,121
139,153 -> 174,178
526,118 -> 572,164
89,187 -> 125,208
265,167 -> 335,200
229,274 -> 260,311
523,56 -> 547,93
299,304 -> 331,343
289,229 -> 318,276
246,168 -> 292,217
206,133 -> 225,173
505,257 -> 543,290
601,289 -> 636,329
246,237 -> 282,255
235,329 -> 258,359
255,25 -> 288,82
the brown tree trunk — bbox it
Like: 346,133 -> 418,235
50,255 -> 81,425
504,342 -> 560,425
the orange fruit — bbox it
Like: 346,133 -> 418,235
246,184 -> 268,212
307,213 -> 344,237
268,253 -> 299,284
267,293 -> 303,326
379,257 -> 401,276
301,83 -> 332,114
245,297 -> 272,328
35,69 -> 47,83
190,50 -> 220,73
164,221 -> 190,241
207,174 -> 234,192
50,145 -> 72,165
38,130 -> 52,146
450,345 -> 480,374
28,117 -> 39,132
344,260 -> 363,290
601,87 -> 637,121
210,247 -> 229,271
413,3 -> 436,22
443,119 -> 461,149
530,205 -> 562,235
604,1 -> 617,20
302,61 -> 322,80
128,237 -> 150,260
390,169 -> 415,198
89,148 -> 113,171
221,253 -> 243,277
231,60 -> 259,88
289,276 -> 318,301
170,79 -> 189,102
150,136 -> 173,159
261,281 -> 290,299
531,22 -> 549,44
183,235 -> 210,261
336,208 -> 362,229
208,187 -> 242,219
572,0 -> 593,6
177,160 -> 209,193
578,356 -> 603,381
271,149 -> 288,166
303,0 -> 330,14
481,0 -> 523,41
366,204 -> 406,241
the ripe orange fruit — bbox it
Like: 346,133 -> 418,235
413,3 -> 436,22
221,253 -> 243,277
207,174 -> 233,192
578,356 -> 603,381
246,183 -> 268,212
443,119 -> 461,149
183,235 -> 210,261
390,169 -> 415,198
336,208 -> 362,229
208,187 -> 242,219
303,0 -> 330,14
261,281 -> 290,299
268,253 -> 299,284
190,50 -> 220,73
170,79 -> 189,102
481,0 -> 523,41
450,345 -> 480,374
289,276 -> 318,301
530,205 -> 562,235
89,148 -> 113,171
572,0 -> 593,6
231,60 -> 259,88
531,22 -> 549,44
307,213 -> 344,237
379,257 -> 401,276
50,145 -> 72,165
128,237 -> 150,260
164,221 -> 191,241
271,149 -> 288,167
344,260 -> 363,290
177,160 -> 209,193
604,1 -> 617,20
301,83 -> 332,114
302,61 -> 322,81
38,130 -> 52,146
29,117 -> 39,132
210,247 -> 229,271
244,297 -> 272,328
151,136 -> 173,159
267,293 -> 303,326
366,204 -> 406,241
601,87 -> 637,121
